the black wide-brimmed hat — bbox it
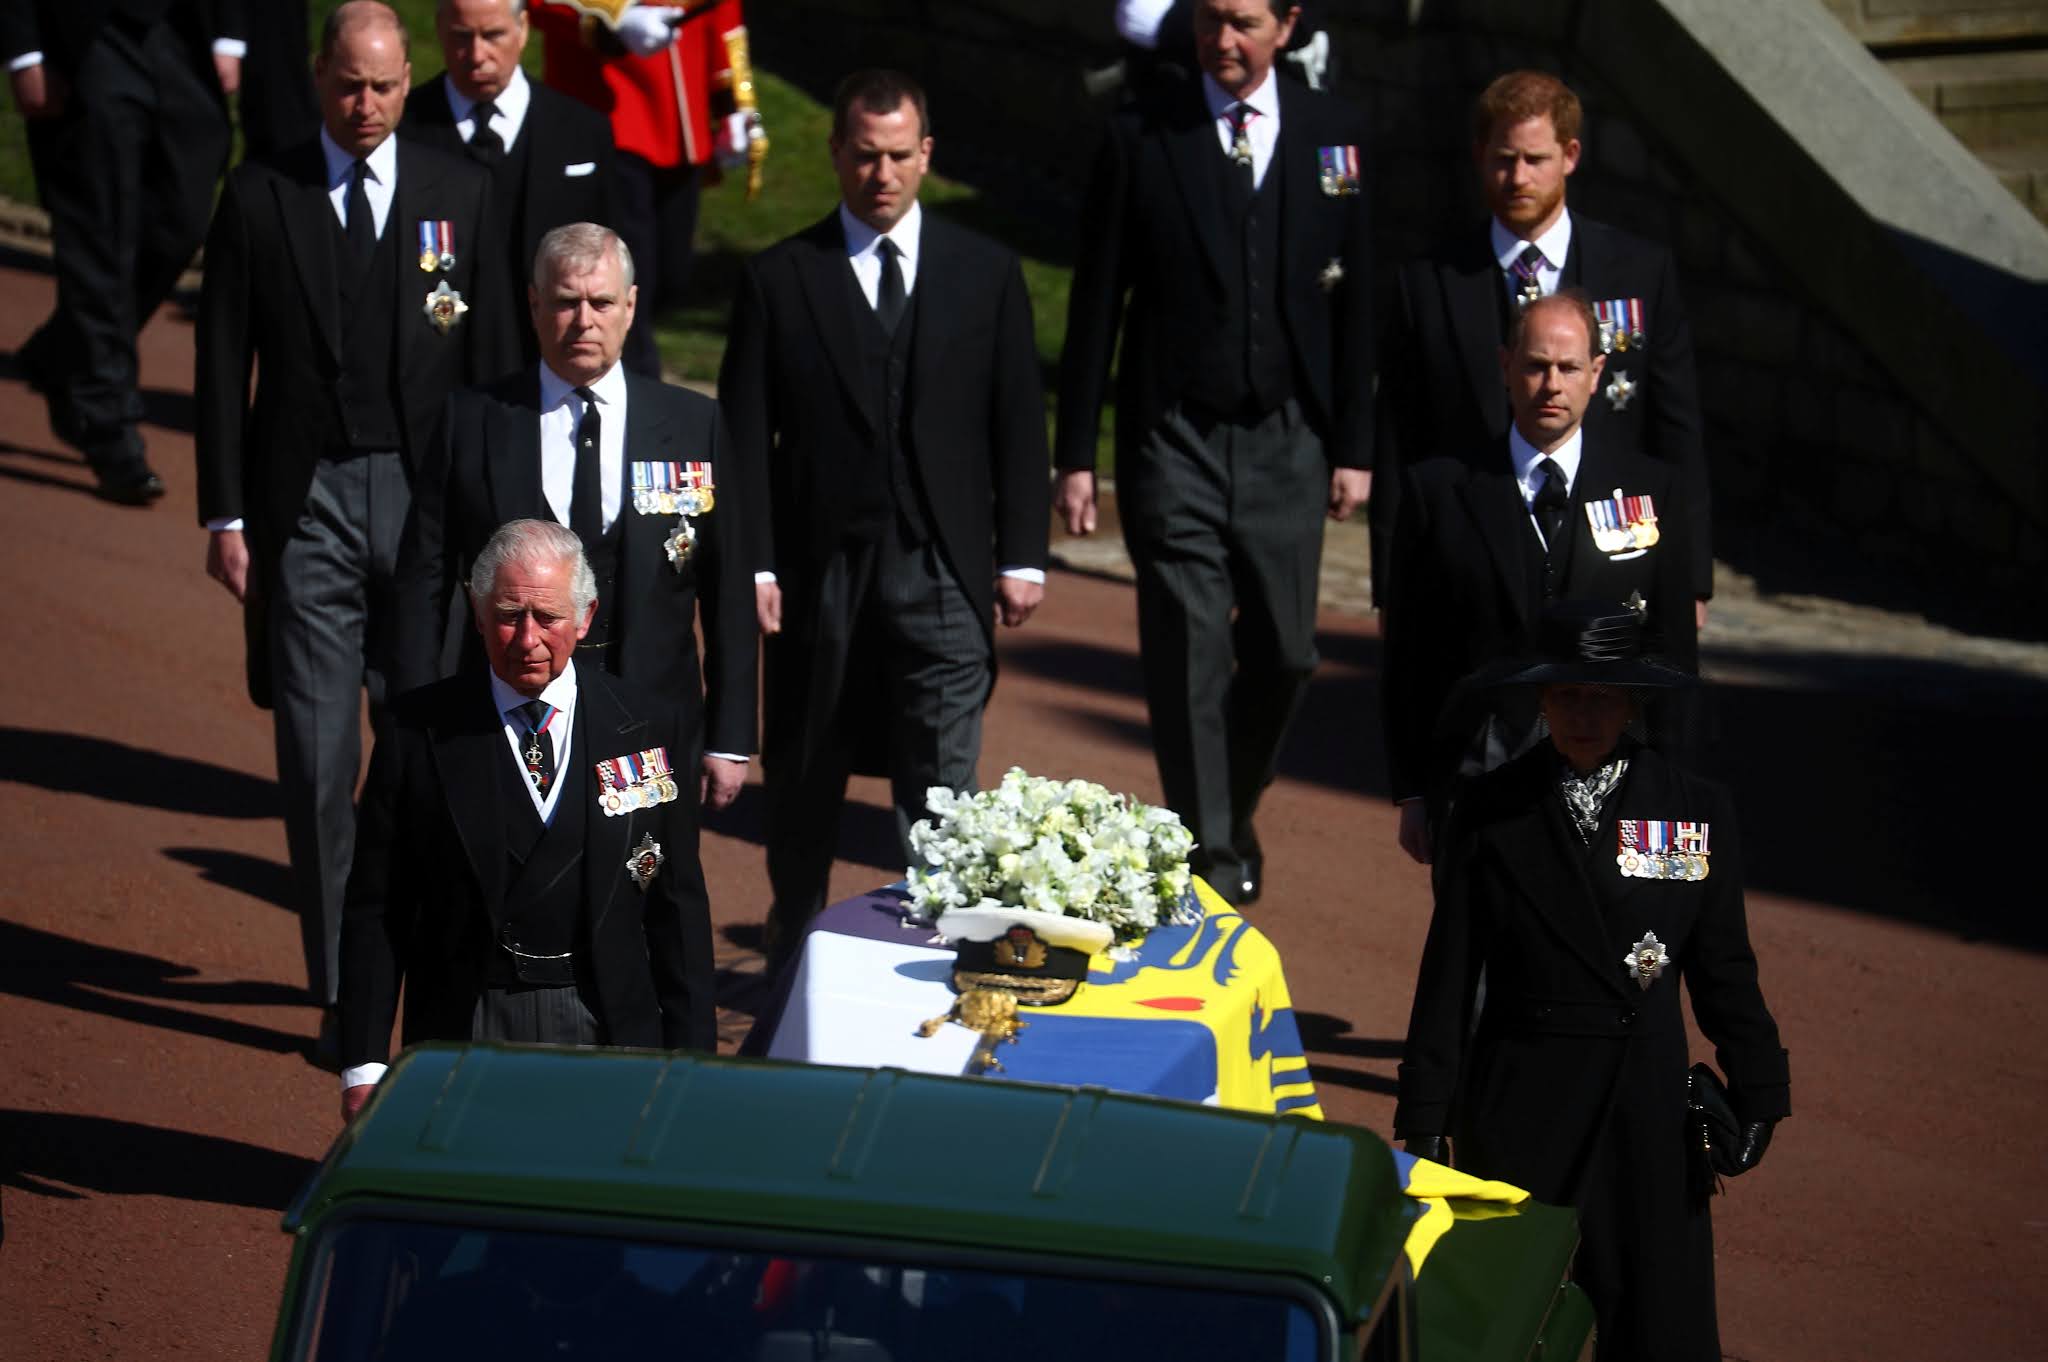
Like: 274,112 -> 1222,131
1467,599 -> 1697,692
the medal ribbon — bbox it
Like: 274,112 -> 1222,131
437,219 -> 454,263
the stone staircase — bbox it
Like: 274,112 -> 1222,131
1820,1 -> 2048,224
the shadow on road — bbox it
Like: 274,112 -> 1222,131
0,727 -> 278,819
0,449 -> 95,498
0,920 -> 309,1056
707,779 -> 905,876
161,846 -> 294,912
0,1109 -> 315,1211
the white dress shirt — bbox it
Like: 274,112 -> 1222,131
839,199 -> 922,307
339,662 -> 581,1092
1202,71 -> 1282,192
1491,207 -> 1574,303
755,202 -> 1042,588
443,66 -> 531,154
539,360 -> 627,533
1508,423 -> 1584,549
320,126 -> 398,239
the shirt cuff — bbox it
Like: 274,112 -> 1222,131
8,51 -> 44,73
998,567 -> 1046,584
212,38 -> 247,58
205,517 -> 246,533
704,752 -> 749,763
341,1062 -> 387,1090
753,571 -> 777,585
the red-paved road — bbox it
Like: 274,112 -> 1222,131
1,260 -> 2043,1359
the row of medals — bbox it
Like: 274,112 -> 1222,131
1617,850 -> 1709,882
601,775 -> 678,816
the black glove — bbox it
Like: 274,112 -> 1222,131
1731,1119 -> 1774,1174
1402,1134 -> 1450,1165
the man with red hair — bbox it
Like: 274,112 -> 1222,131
531,0 -> 763,375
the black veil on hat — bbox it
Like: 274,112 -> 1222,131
1433,598 -> 1697,754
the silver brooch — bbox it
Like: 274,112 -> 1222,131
626,832 -> 664,891
1624,931 -> 1669,990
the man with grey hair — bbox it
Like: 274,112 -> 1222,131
197,0 -> 517,1065
339,517 -> 717,1120
397,222 -> 756,811
402,0 -> 620,367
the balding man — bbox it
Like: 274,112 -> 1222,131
1379,291 -> 1696,863
196,0 -> 518,1059
402,0 -> 620,366
340,518 -> 717,1120
396,223 -> 755,809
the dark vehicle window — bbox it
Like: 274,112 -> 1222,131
293,1219 -> 1326,1362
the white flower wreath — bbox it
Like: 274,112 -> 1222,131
906,767 -> 1198,940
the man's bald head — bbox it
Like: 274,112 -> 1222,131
320,1 -> 411,63
315,1 -> 412,159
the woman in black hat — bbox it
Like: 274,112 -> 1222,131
1393,600 -> 1789,1362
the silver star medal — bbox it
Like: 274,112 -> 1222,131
1624,931 -> 1669,990
1605,371 -> 1636,412
423,280 -> 468,334
1318,257 -> 1344,294
626,833 -> 664,891
664,519 -> 698,572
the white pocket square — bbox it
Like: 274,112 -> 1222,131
564,162 -> 597,177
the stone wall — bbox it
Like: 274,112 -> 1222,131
749,0 -> 2047,627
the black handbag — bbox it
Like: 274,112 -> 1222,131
1684,1062 -> 1743,1205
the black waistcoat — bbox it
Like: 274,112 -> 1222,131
841,270 -> 934,546
331,208 -> 407,452
1188,143 -> 1293,420
495,720 -> 590,958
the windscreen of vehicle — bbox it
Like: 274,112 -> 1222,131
290,1217 -> 1327,1362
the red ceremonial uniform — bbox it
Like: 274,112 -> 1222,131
531,0 -> 747,170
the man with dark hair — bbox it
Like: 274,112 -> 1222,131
1379,291 -> 1696,864
402,0 -> 619,367
720,67 -> 1050,957
2,0 -> 241,503
196,0 -> 516,1059
1055,0 -> 1374,906
1373,69 -> 1710,615
395,223 -> 756,810
339,518 -> 717,1120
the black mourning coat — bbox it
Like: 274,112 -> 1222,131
1055,74 -> 1374,472
401,74 -> 620,364
717,209 -> 1049,729
338,665 -> 716,1069
1379,436 -> 1697,806
195,138 -> 518,704
1396,745 -> 1789,1361
0,0 -> 242,71
393,369 -> 756,758
1373,215 -> 1710,599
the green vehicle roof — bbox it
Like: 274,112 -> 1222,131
291,1044 -> 1421,1325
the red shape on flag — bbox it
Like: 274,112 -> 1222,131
1136,996 -> 1205,1012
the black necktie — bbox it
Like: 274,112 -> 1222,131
874,237 -> 906,336
1509,243 -> 1546,309
468,100 -> 504,167
570,387 -> 604,546
1534,457 -> 1570,553
344,159 -> 375,274
1226,102 -> 1255,198
514,699 -> 557,795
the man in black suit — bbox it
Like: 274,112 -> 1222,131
1054,0 -> 1373,906
236,0 -> 317,158
402,0 -> 620,366
339,518 -> 716,1119
1380,292 -> 1696,864
719,69 -> 1050,951
2,0 -> 240,502
1374,69 -> 1710,612
396,222 -> 755,809
196,1 -> 517,1046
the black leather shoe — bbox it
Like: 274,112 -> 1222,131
91,463 -> 166,506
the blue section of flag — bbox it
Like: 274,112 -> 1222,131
1389,1148 -> 1420,1191
1249,1004 -> 1309,1066
987,1015 -> 1218,1103
1087,909 -> 1250,989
